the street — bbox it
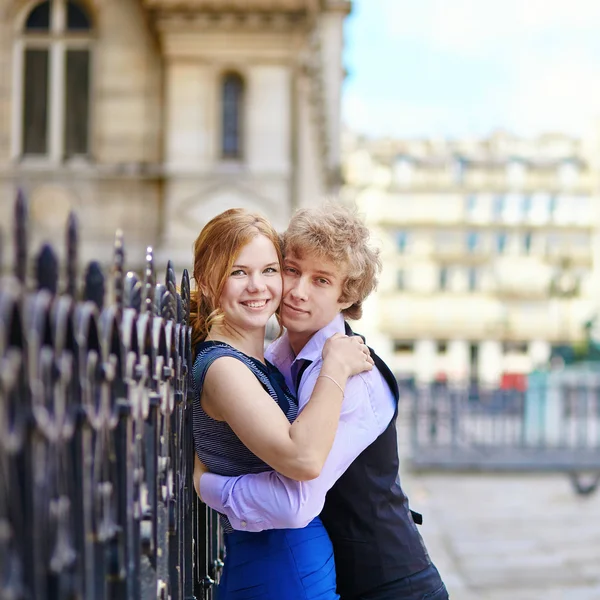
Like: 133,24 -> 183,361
402,468 -> 600,599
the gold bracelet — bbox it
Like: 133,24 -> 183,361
318,374 -> 344,395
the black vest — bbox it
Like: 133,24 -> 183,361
317,323 -> 431,599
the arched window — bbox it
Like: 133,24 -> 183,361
18,0 -> 93,159
221,73 -> 244,159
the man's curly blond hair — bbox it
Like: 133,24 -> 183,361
282,203 -> 381,321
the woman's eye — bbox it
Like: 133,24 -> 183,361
264,267 -> 279,274
231,269 -> 245,276
317,278 -> 329,285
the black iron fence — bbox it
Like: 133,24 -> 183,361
408,380 -> 600,494
0,192 -> 223,600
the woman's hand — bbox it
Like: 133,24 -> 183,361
193,454 -> 209,501
322,333 -> 374,378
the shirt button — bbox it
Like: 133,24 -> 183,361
241,520 -> 247,528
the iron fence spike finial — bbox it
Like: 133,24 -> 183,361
114,229 -> 125,312
181,269 -> 190,325
164,261 -> 177,322
83,261 -> 105,310
176,293 -> 183,324
155,283 -> 167,318
142,246 -> 155,315
166,260 -> 176,293
36,244 -> 59,294
14,188 -> 28,284
66,211 -> 78,297
123,271 -> 141,312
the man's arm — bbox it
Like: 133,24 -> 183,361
199,367 -> 393,531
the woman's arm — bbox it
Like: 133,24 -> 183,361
198,371 -> 390,531
202,334 -> 372,481
193,453 -> 208,500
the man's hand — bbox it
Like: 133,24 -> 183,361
193,454 -> 209,501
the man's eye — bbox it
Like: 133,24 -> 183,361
284,267 -> 298,274
317,278 -> 329,285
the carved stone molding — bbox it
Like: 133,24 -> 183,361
142,0 -> 319,12
153,10 -> 307,31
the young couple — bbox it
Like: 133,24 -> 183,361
191,205 -> 449,600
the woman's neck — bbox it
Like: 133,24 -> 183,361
206,324 -> 266,362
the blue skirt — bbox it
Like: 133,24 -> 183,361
218,517 -> 339,600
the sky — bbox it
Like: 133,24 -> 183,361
342,0 -> 600,139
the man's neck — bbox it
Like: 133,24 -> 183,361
287,330 -> 315,357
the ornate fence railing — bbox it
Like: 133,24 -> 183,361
407,381 -> 600,495
0,192 -> 223,600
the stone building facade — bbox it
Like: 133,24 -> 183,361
0,0 -> 350,270
344,131 -> 600,386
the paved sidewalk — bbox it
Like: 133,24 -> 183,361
401,467 -> 600,600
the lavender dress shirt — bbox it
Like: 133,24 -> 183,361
199,313 -> 396,532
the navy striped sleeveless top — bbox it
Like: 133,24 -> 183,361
192,341 -> 298,532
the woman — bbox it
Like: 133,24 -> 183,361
190,208 -> 373,599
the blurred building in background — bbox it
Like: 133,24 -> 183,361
344,130 -> 600,387
0,0 -> 350,269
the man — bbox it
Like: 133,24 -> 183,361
196,204 -> 449,600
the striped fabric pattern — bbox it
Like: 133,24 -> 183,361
192,341 -> 298,532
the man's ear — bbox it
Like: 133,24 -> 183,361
338,299 -> 354,311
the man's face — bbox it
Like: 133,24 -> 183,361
281,249 -> 352,349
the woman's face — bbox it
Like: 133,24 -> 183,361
218,234 -> 282,333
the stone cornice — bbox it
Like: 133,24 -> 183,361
142,0 -> 319,12
324,0 -> 351,15
153,11 -> 310,32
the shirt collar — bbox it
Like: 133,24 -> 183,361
265,332 -> 294,368
294,313 -> 346,363
266,313 -> 347,370
266,314 -> 347,394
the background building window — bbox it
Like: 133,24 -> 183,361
503,341 -> 529,354
467,267 -> 478,291
523,231 -> 532,255
493,195 -> 504,220
65,50 -> 90,156
22,49 -> 49,154
439,266 -> 448,291
466,231 -> 479,253
396,230 -> 408,253
454,157 -> 466,184
222,73 -> 244,159
20,0 -> 92,159
67,1 -> 92,29
469,343 -> 479,372
393,340 -> 414,353
522,195 -> 532,218
496,232 -> 507,254
25,0 -> 50,30
396,269 -> 405,290
465,194 -> 477,216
